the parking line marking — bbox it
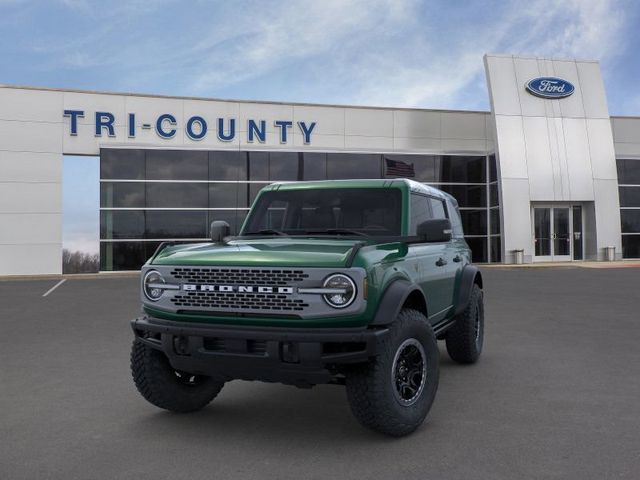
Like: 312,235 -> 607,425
42,279 -> 66,297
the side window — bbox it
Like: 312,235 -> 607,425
446,198 -> 465,238
429,198 -> 447,220
409,193 -> 432,234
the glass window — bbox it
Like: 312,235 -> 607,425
460,210 -> 487,235
209,151 -> 247,181
617,159 -> 640,185
146,211 -> 208,238
243,188 -> 402,236
490,208 -> 500,234
619,186 -> 640,207
437,156 -> 486,183
490,236 -> 501,262
248,152 -> 269,181
100,242 -> 146,271
621,210 -> 640,233
383,155 -> 429,180
208,210 -> 248,236
146,150 -> 208,180
100,182 -> 145,208
437,184 -> 486,208
489,154 -> 497,182
269,152 -> 299,180
429,197 -> 447,220
146,183 -> 208,208
100,210 -> 144,239
622,235 -> 640,258
250,183 -> 268,205
409,194 -> 432,235
302,153 -> 327,180
327,153 -> 381,179
100,149 -> 145,180
209,183 -> 248,208
464,237 -> 488,263
489,183 -> 499,206
446,199 -> 464,238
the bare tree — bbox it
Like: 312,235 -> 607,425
62,249 -> 99,274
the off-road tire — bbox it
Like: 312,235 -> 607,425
345,309 -> 439,437
445,283 -> 484,364
131,340 -> 224,413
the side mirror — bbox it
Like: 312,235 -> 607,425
210,220 -> 231,243
417,219 -> 452,243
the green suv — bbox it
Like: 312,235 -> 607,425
130,179 -> 484,436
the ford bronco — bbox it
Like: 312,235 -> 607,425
130,179 -> 484,436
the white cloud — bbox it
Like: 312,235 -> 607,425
26,0 -> 631,110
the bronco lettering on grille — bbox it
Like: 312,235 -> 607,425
182,284 -> 295,294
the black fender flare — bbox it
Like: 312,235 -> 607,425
370,279 -> 427,326
453,265 -> 483,316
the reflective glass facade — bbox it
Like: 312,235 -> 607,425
100,149 -> 502,270
617,158 -> 640,258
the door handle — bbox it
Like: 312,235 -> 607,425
453,255 -> 462,263
436,258 -> 447,267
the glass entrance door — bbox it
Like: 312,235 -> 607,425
533,206 -> 582,261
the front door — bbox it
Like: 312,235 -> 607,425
533,206 -> 581,261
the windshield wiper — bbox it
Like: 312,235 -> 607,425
305,228 -> 368,237
244,229 -> 289,236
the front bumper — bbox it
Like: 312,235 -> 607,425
131,316 -> 389,386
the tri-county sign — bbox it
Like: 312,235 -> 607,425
63,110 -> 317,144
525,77 -> 575,99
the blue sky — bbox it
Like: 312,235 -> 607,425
2,0 -> 639,253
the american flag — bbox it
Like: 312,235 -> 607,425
385,157 -> 415,178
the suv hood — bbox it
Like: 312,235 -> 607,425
150,238 -> 363,268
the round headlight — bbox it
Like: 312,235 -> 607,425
143,270 -> 165,301
322,274 -> 356,308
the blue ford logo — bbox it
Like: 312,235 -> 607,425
526,77 -> 575,99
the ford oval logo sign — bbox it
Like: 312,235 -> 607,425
526,77 -> 575,99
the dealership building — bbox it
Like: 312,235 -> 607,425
1,53 -> 640,275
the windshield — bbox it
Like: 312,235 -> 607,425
242,188 -> 402,236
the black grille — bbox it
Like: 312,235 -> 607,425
171,291 -> 309,311
203,338 -> 267,356
170,267 -> 309,285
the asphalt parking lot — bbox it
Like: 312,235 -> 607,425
1,267 -> 639,480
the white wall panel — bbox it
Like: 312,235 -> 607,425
587,119 -> 618,179
493,115 -> 528,178
513,57 -> 546,117
441,138 -> 487,153
611,117 -> 640,144
392,137 -> 442,152
552,60 -> 586,119
344,135 -> 394,151
0,213 -> 61,243
441,112 -> 486,139
0,244 -> 61,275
293,106 -> 344,136
522,116 -> 554,200
344,108 -> 393,137
593,179 -> 622,259
0,182 -> 61,214
484,55 -> 521,116
0,120 -> 63,154
0,151 -> 61,182
0,88 -> 63,123
500,178 -> 533,261
393,110 -> 441,139
562,118 -> 594,199
577,62 -> 610,119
